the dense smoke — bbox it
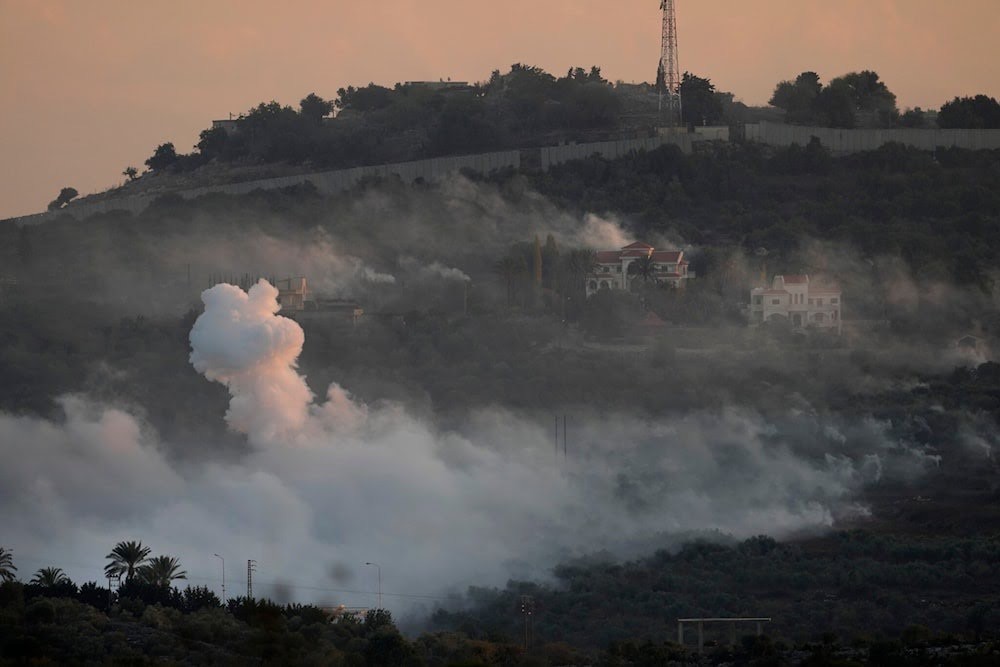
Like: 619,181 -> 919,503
0,278 -> 953,613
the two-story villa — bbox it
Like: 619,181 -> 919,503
585,242 -> 693,296
749,275 -> 842,334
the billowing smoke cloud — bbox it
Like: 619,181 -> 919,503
399,256 -> 471,283
0,279 -> 971,612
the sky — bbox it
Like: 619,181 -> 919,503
1,0 -> 998,219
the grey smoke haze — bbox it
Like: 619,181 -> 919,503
0,279 -> 955,613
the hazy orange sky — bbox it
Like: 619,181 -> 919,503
1,0 -> 998,219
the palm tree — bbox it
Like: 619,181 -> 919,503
627,255 -> 658,290
31,567 -> 70,587
105,540 -> 151,582
0,547 -> 17,582
138,555 -> 187,587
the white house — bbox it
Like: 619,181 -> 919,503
585,242 -> 693,297
749,275 -> 842,334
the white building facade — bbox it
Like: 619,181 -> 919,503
749,275 -> 842,334
585,242 -> 693,297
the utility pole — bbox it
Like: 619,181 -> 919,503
214,554 -> 226,603
365,562 -> 382,609
658,0 -> 682,126
247,559 -> 256,599
520,595 -> 535,651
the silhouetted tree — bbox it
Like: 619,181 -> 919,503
299,92 -> 335,123
679,72 -> 723,126
0,547 -> 16,582
122,166 -> 139,181
104,540 -> 150,581
138,555 -> 187,587
30,567 -> 70,587
144,143 -> 178,171
938,95 -> 1000,129
47,187 -> 79,211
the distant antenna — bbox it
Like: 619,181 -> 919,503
247,559 -> 257,599
658,0 -> 682,126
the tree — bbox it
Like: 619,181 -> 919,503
769,72 -> 822,123
627,255 -> 658,288
196,127 -> 228,159
104,540 -> 151,582
138,555 -> 187,587
494,255 -> 525,307
898,108 -> 926,128
829,70 -> 897,117
47,187 -> 78,211
938,95 -> 1000,129
299,92 -> 335,123
144,143 -> 178,171
31,567 -> 70,587
0,547 -> 16,582
122,166 -> 139,181
679,72 -> 723,126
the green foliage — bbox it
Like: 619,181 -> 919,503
299,91 -> 335,123
680,71 -> 724,126
144,142 -> 178,171
46,186 -> 78,211
938,95 -> 1000,129
0,547 -> 16,582
105,540 -> 151,581
137,555 -> 187,587
770,70 -> 897,128
30,567 -> 70,587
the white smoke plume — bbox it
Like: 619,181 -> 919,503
399,256 -> 471,283
0,280 -> 944,612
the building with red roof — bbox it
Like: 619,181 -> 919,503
749,275 -> 842,334
585,243 -> 693,296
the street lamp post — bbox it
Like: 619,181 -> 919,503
213,554 -> 225,603
365,562 -> 382,609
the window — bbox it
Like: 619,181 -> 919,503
602,266 -> 610,273
815,312 -> 825,322
831,298 -> 838,304
832,310 -> 838,320
600,280 -> 609,289
817,298 -> 823,306
771,299 -> 781,305
588,280 -> 597,291
753,296 -> 763,305
616,265 -> 622,273
808,298 -> 814,306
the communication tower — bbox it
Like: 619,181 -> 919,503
657,0 -> 682,125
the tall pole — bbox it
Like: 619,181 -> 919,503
365,562 -> 382,609
214,554 -> 225,603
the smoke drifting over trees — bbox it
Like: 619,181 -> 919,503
1,142 -> 1000,653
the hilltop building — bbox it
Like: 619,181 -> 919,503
749,275 -> 842,334
585,242 -> 693,297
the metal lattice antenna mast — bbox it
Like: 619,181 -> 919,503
658,0 -> 682,125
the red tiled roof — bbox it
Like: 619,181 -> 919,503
761,290 -> 788,295
622,242 -> 654,249
595,251 -> 621,263
652,250 -> 682,261
810,288 -> 841,294
621,249 -> 652,257
781,275 -> 809,284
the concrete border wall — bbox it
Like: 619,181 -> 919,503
745,121 -> 1000,154
540,134 -> 692,170
3,150 -> 520,226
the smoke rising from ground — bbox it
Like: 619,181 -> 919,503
0,279 -> 953,612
